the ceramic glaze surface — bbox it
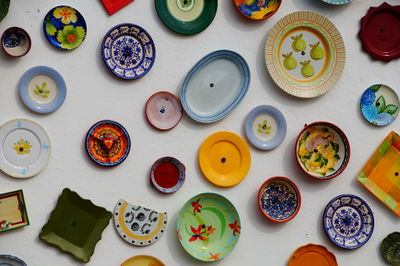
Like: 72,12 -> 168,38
150,156 -> 185,193
1,27 -> 30,57
102,23 -> 155,79
234,0 -> 281,20
321,0 -> 352,4
177,193 -> 240,261
180,50 -> 250,123
145,91 -> 182,130
114,200 -> 167,246
121,255 -> 165,266
0,255 -> 27,266
288,244 -> 338,266
381,232 -> 400,265
360,84 -> 399,126
323,194 -> 374,249
0,190 -> 29,232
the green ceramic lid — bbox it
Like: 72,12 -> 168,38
381,232 -> 400,265
155,0 -> 218,35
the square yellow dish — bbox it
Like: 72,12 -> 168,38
0,190 -> 29,232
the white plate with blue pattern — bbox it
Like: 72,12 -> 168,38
321,0 -> 352,4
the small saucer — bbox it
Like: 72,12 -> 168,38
321,0 -> 352,4
145,91 -> 182,131
288,244 -> 337,266
245,105 -> 287,150
121,255 -> 165,266
85,120 -> 131,167
1,27 -> 31,57
19,66 -> 66,114
150,156 -> 185,193
233,0 -> 281,20
381,232 -> 400,265
0,255 -> 27,266
258,177 -> 301,223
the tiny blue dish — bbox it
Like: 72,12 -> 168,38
0,254 -> 27,266
101,23 -> 156,80
245,105 -> 287,150
323,194 -> 374,249
43,6 -> 87,51
19,66 -> 67,114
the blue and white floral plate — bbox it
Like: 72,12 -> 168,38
19,66 -> 66,114
0,255 -> 27,266
245,105 -> 286,150
43,6 -> 87,50
323,194 -> 374,249
101,23 -> 156,80
257,176 -> 301,223
360,84 -> 399,126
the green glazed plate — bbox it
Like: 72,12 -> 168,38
381,232 -> 400,265
155,0 -> 218,35
39,188 -> 112,263
177,193 -> 241,261
0,0 -> 10,23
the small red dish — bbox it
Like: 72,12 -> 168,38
150,156 -> 185,193
145,91 -> 182,131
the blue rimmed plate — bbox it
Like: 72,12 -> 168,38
19,66 -> 66,114
0,255 -> 27,266
245,105 -> 286,150
180,50 -> 250,123
43,6 -> 87,50
101,23 -> 156,80
323,194 -> 374,249
150,156 -> 186,193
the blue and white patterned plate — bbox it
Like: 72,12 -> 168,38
0,255 -> 27,266
19,66 -> 66,114
321,0 -> 352,4
323,194 -> 374,249
101,23 -> 156,80
245,105 -> 287,150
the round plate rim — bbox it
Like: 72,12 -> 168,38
121,254 -> 165,266
150,156 -> 186,193
288,243 -> 338,266
233,0 -> 282,21
1,27 -> 31,58
0,254 -> 27,266
381,232 -> 400,265
321,0 -> 352,5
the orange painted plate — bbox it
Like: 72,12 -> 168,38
199,131 -> 251,187
288,244 -> 337,266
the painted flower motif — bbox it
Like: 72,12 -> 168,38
360,88 -> 376,106
188,224 -> 207,242
229,220 -> 241,237
191,199 -> 202,215
261,183 -> 296,220
375,112 -> 395,126
333,208 -> 360,236
206,225 -> 216,236
13,139 -> 32,155
0,220 -> 12,230
34,82 -> 50,98
258,120 -> 271,135
361,104 -> 378,122
208,252 -> 220,261
56,25 -> 85,50
53,7 -> 77,24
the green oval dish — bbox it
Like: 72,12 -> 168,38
155,0 -> 217,35
381,232 -> 400,265
177,193 -> 241,261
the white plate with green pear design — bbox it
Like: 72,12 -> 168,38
265,11 -> 345,98
0,119 -> 51,178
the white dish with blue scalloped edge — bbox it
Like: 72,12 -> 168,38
245,105 -> 287,150
180,50 -> 250,123
0,255 -> 27,266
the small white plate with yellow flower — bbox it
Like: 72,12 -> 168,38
295,122 -> 350,180
0,119 -> 51,178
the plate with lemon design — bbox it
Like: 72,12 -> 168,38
265,11 -> 345,98
0,119 -> 51,178
295,122 -> 350,180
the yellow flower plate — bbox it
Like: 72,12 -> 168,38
121,255 -> 165,266
199,131 -> 251,187
265,11 -> 345,98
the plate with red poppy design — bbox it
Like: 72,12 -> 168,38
177,193 -> 241,261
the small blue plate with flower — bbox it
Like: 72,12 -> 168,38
101,23 -> 156,80
323,194 -> 374,249
360,84 -> 399,126
43,6 -> 87,50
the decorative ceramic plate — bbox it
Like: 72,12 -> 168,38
0,119 -> 51,178
19,66 -> 67,114
0,0 -> 10,23
358,131 -> 400,216
295,122 -> 350,180
0,190 -> 29,233
257,177 -> 301,223
180,50 -> 250,123
43,6 -> 87,50
244,105 -> 287,150
39,188 -> 112,263
101,23 -> 156,80
155,0 -> 217,35
199,131 -> 251,187
121,255 -> 165,266
150,156 -> 186,193
381,232 -> 400,265
145,91 -> 182,131
177,193 -> 241,261
321,0 -> 352,5
233,0 -> 281,20
114,199 -> 167,246
1,27 -> 31,57
288,244 -> 338,266
360,84 -> 399,126
359,2 -> 400,62
265,11 -> 345,98
101,0 -> 134,15
0,255 -> 27,266
323,194 -> 374,249
85,120 -> 131,167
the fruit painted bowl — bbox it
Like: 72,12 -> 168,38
177,193 -> 241,261
381,232 -> 400,265
145,91 -> 182,131
1,27 -> 31,57
295,122 -> 350,180
233,0 -> 281,21
150,156 -> 186,193
257,177 -> 301,223
288,244 -> 338,266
